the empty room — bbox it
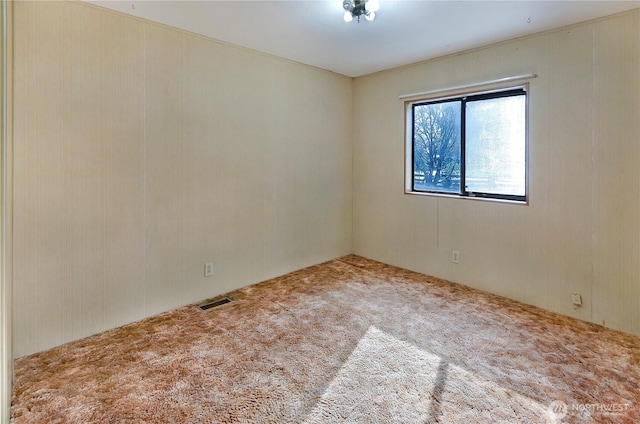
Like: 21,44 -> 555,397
1,0 -> 639,423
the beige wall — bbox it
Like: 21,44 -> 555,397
11,2 -> 640,358
12,1 -> 352,357
1,0 -> 14,421
353,10 -> 640,336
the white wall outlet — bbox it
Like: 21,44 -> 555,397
204,262 -> 214,277
571,293 -> 582,307
452,250 -> 460,264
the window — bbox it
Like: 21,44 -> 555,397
406,87 -> 527,202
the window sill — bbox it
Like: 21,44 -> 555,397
404,189 -> 529,206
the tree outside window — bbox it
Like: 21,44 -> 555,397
407,87 -> 527,202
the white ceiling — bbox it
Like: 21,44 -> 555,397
88,1 -> 640,77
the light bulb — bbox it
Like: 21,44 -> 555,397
343,11 -> 353,22
367,0 -> 380,12
364,11 -> 375,21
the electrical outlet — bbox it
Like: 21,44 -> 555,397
571,293 -> 582,307
204,262 -> 214,277
452,250 -> 460,264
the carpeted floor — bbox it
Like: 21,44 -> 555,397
11,255 -> 640,423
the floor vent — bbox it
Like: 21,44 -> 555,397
198,297 -> 233,311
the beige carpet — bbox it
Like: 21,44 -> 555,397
11,255 -> 640,423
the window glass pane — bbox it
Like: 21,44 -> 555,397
413,101 -> 461,193
465,95 -> 525,196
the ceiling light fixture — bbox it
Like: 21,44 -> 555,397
343,0 -> 379,23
